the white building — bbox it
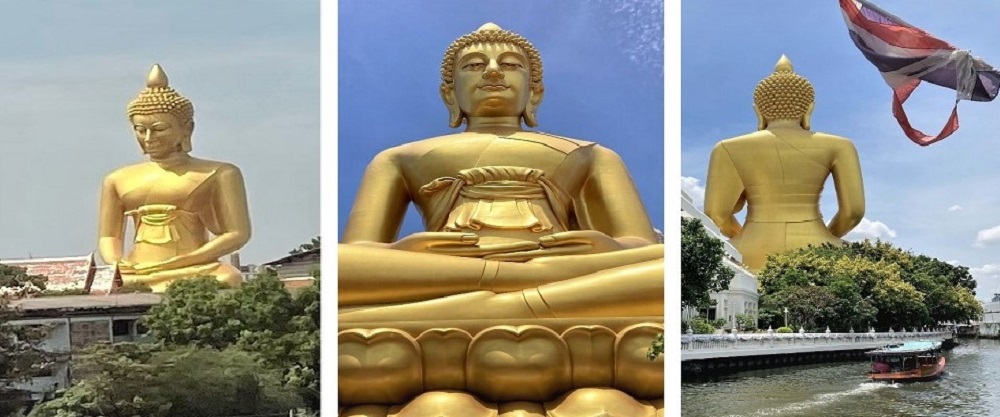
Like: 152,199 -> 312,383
681,191 -> 759,329
3,293 -> 160,404
979,298 -> 1000,337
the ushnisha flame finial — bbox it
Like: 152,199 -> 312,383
775,55 -> 794,73
146,63 -> 169,88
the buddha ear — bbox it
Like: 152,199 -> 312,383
440,83 -> 463,128
181,120 -> 195,152
523,83 -> 545,128
801,102 -> 815,130
753,104 -> 766,131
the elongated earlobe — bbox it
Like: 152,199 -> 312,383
440,84 -> 464,128
522,84 -> 545,128
181,120 -> 194,152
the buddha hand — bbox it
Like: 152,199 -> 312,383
484,230 -> 628,262
131,256 -> 187,275
389,232 -> 538,257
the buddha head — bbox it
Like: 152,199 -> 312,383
753,55 -> 815,131
126,64 -> 195,158
440,23 -> 544,128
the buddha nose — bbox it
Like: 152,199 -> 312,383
143,129 -> 154,144
483,60 -> 504,81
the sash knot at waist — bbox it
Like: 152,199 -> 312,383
125,204 -> 199,244
419,166 -> 573,232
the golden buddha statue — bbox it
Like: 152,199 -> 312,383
703,55 -> 865,273
97,64 -> 252,292
338,23 -> 664,322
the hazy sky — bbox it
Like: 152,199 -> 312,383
0,1 -> 318,265
338,0 -> 665,239
682,1 -> 1000,300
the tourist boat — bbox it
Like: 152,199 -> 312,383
866,341 -> 946,382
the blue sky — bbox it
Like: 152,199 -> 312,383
682,1 -> 1000,300
338,0 -> 664,239
0,1 -> 318,265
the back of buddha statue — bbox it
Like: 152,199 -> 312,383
718,126 -> 845,221
704,56 -> 865,272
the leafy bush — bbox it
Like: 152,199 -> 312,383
689,316 -> 716,334
29,344 -> 303,417
647,332 -> 663,361
735,313 -> 757,331
112,281 -> 153,294
144,272 -> 319,410
776,326 -> 793,333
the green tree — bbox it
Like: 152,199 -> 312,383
29,344 -> 302,417
144,273 -> 320,410
681,217 -> 734,308
0,271 -> 57,415
152,348 -> 303,416
0,265 -> 47,290
28,343 -> 171,417
233,273 -> 319,409
873,276 -> 929,330
758,240 -> 981,331
144,277 -> 242,349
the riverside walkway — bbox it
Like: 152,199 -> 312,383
681,329 -> 954,376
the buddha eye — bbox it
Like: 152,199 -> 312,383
133,125 -> 148,134
500,62 -> 523,69
150,123 -> 171,131
462,62 -> 486,71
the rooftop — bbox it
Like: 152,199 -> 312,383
7,293 -> 162,319
0,254 -> 97,292
263,247 -> 320,266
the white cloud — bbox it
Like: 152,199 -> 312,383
845,218 -> 898,241
681,176 -> 705,208
948,205 -> 963,212
971,264 -> 1000,300
974,225 -> 1000,248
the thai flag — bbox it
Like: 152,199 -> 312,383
841,0 -> 1000,146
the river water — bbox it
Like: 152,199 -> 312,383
681,338 -> 1000,417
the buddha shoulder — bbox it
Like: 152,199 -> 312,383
714,130 -> 774,148
380,132 -> 468,157
809,131 -> 856,146
186,157 -> 242,173
104,158 -> 242,183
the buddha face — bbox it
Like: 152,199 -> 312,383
131,113 -> 191,159
452,42 -> 532,118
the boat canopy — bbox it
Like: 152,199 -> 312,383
866,341 -> 942,357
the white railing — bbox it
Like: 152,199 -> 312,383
681,329 -> 953,352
